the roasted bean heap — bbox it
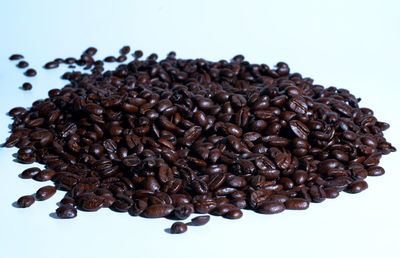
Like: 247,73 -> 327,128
5,47 -> 395,233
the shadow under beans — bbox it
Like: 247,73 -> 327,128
49,212 -> 63,219
164,228 -> 172,234
12,201 -> 20,208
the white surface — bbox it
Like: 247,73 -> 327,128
1,0 -> 399,257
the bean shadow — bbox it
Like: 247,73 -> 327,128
49,212 -> 62,219
11,201 -> 19,208
164,228 -> 172,234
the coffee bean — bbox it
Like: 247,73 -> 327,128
44,61 -> 59,69
9,54 -> 24,60
17,61 -> 29,68
225,209 -> 243,219
22,82 -> 32,90
258,201 -> 285,214
80,196 -> 104,211
36,186 -> 56,200
56,205 -> 77,218
190,215 -> 210,226
143,204 -> 174,218
174,204 -> 193,220
285,198 -> 309,210
367,166 -> 385,176
34,169 -> 56,181
21,167 -> 41,179
17,195 -> 35,208
170,222 -> 187,234
309,185 -> 326,203
120,46 -> 130,55
104,56 -> 116,62
24,68 -> 37,77
346,180 -> 368,194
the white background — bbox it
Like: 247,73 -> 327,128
1,1 -> 399,257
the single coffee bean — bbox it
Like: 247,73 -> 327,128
17,61 -> 29,68
367,166 -> 385,176
345,180 -> 368,194
80,196 -> 104,211
17,195 -> 35,208
9,54 -> 24,60
285,198 -> 309,210
143,204 -> 174,218
22,82 -> 32,90
36,186 -> 56,201
190,215 -> 210,226
224,209 -> 243,219
21,167 -> 41,179
56,205 -> 77,218
258,201 -> 285,214
44,61 -> 59,69
104,56 -> 116,62
170,222 -> 187,234
34,169 -> 56,181
24,68 -> 37,77
120,46 -> 131,55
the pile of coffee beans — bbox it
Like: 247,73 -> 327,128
4,46 -> 395,233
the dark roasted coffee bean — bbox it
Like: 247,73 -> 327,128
21,167 -> 41,179
60,197 -> 76,207
367,166 -> 385,176
225,209 -> 243,219
143,204 -> 174,218
44,61 -> 59,69
34,169 -> 56,181
258,201 -> 285,214
24,68 -> 37,77
9,54 -> 24,60
325,188 -> 340,199
56,205 -> 77,218
17,195 -> 35,208
285,198 -> 309,210
22,82 -> 32,90
345,180 -> 368,194
170,222 -> 187,234
174,204 -> 193,220
309,185 -> 326,203
104,56 -> 116,62
17,61 -> 29,68
36,186 -> 56,201
80,196 -> 104,211
190,215 -> 210,226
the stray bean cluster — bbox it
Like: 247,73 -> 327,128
6,46 -> 395,233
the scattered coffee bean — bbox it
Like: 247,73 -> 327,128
9,54 -> 24,60
20,167 -> 41,179
56,205 -> 77,218
24,68 -> 36,77
170,222 -> 187,234
120,46 -> 130,55
104,56 -> 116,62
17,195 -> 35,208
36,186 -> 56,201
17,61 -> 29,68
190,215 -> 210,226
22,82 -> 32,90
44,61 -> 59,69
